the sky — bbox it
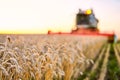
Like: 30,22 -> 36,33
0,0 -> 120,36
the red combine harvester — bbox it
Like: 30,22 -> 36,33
48,9 -> 116,43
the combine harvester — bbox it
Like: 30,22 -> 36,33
48,9 -> 116,43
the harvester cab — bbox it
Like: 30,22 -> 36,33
76,9 -> 99,30
72,9 -> 99,33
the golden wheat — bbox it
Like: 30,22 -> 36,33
0,35 -> 107,80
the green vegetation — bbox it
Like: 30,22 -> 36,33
77,65 -> 92,80
105,44 -> 120,80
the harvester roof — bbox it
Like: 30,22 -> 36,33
78,9 -> 92,15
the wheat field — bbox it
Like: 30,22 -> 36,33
0,35 -> 107,80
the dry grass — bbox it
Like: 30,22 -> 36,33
0,35 -> 107,80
